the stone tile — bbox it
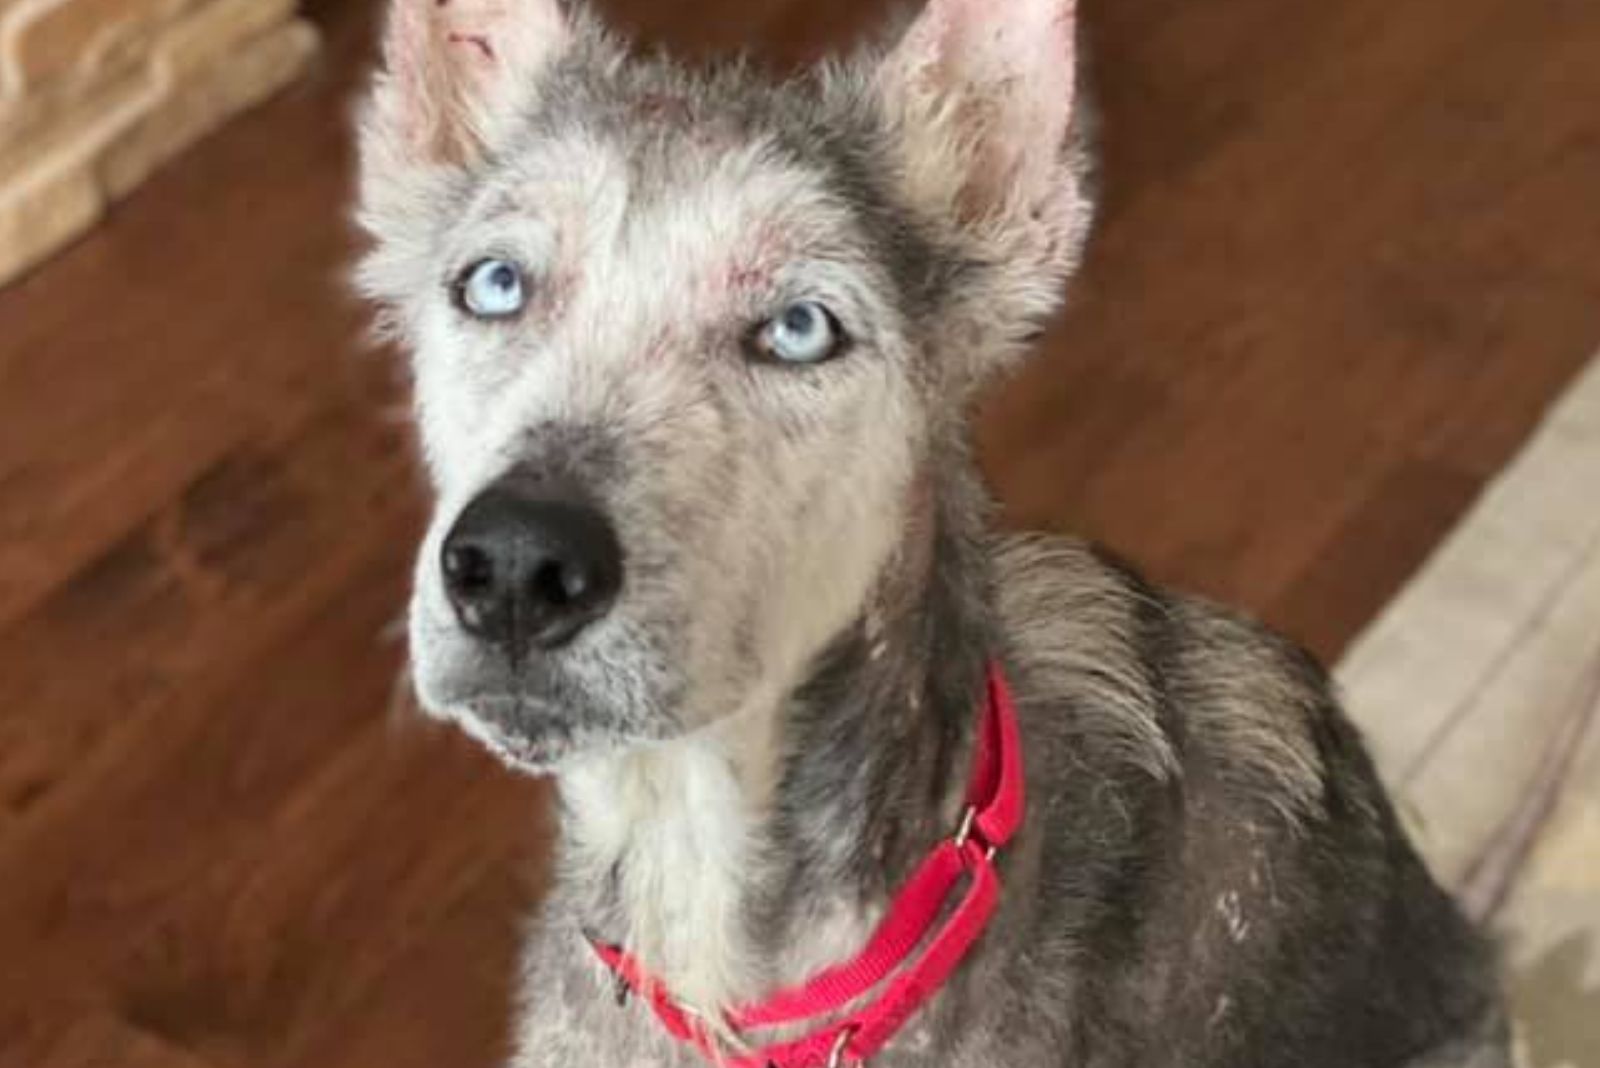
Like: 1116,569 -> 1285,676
3,0 -> 195,92
1,0 -> 316,285
0,157 -> 102,286
98,18 -> 317,200
157,0 -> 295,81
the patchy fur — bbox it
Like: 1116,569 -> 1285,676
354,0 -> 1508,1065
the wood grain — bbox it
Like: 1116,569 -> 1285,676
1,0 -> 1597,1065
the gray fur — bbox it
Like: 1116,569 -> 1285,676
354,1 -> 1508,1065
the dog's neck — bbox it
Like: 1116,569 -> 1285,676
556,465 -> 994,1014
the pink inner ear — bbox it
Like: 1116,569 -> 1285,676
383,1 -> 457,154
887,0 -> 1078,212
947,0 -> 1075,113
380,0 -> 573,163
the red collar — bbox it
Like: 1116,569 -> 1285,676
589,662 -> 1025,1068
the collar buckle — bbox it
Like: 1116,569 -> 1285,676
826,1025 -> 863,1068
953,805 -> 998,863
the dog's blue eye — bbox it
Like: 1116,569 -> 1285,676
754,301 -> 846,364
456,258 -> 527,320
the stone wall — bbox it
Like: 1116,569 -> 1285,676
0,0 -> 318,286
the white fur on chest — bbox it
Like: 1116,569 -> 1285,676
561,738 -> 760,1013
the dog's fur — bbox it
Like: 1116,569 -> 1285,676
355,0 -> 1510,1064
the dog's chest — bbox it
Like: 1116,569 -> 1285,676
561,745 -> 761,1011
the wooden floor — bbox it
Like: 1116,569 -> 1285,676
1,0 -> 1597,1065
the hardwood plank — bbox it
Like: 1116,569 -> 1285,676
1268,458 -> 1483,658
0,397 -> 418,835
25,1011 -> 226,1068
984,0 -> 1600,621
279,860 -> 544,1068
0,24 -> 379,627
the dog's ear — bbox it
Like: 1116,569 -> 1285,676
876,0 -> 1092,386
364,0 -> 574,170
357,0 -> 578,316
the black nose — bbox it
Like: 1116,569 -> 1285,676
440,478 -> 624,655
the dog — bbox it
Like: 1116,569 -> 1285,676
354,0 -> 1510,1064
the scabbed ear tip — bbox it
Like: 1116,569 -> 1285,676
878,0 -> 1082,217
368,0 -> 576,167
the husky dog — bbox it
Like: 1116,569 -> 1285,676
355,0 -> 1509,1064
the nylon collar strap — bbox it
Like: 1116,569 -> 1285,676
588,662 -> 1026,1068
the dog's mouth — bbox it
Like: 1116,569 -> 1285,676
442,688 -> 678,773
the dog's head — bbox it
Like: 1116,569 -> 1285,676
356,0 -> 1091,771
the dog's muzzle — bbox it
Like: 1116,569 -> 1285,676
440,471 -> 624,659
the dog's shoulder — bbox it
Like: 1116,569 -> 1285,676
988,534 -> 1502,1067
990,531 -> 1342,827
